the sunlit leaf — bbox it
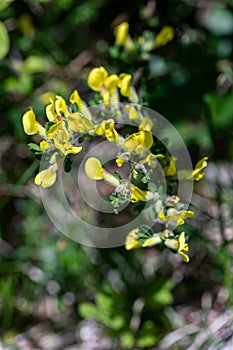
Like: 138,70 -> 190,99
0,21 -> 10,60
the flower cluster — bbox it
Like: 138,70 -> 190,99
111,22 -> 175,60
22,66 -> 208,262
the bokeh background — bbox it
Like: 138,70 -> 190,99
1,0 -> 233,349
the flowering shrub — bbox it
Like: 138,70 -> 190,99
22,22 -> 208,262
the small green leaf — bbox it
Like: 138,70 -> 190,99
114,171 -> 122,182
79,303 -> 98,318
0,21 -> 10,60
28,143 -> 42,152
0,1 -> 14,13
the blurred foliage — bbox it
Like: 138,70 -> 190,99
0,0 -> 233,349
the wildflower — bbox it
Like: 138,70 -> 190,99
114,22 -> 129,46
130,183 -> 148,202
55,95 -> 69,117
34,154 -> 58,189
22,108 -> 45,136
118,73 -> 139,103
142,234 -> 162,247
128,106 -> 140,120
159,209 -> 194,226
87,67 -> 119,104
139,117 -> 154,132
85,157 -> 120,186
116,158 -> 125,167
70,90 -> 92,119
124,130 -> 153,154
40,140 -> 51,151
188,157 -> 208,181
66,112 -> 94,133
140,153 -> 165,168
154,26 -> 175,48
95,119 -> 118,143
47,122 -> 82,156
114,22 -> 134,50
165,232 -> 189,262
125,228 -> 140,250
165,156 -> 177,176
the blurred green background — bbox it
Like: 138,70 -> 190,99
1,0 -> 233,349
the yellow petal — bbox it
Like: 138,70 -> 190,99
129,107 -> 140,120
154,26 -> 175,48
105,74 -> 120,92
70,90 -> 83,106
119,73 -> 132,97
87,66 -> 108,91
125,228 -> 140,250
55,95 -> 68,116
95,119 -> 118,143
166,156 -> 177,176
65,146 -> 82,155
130,184 -> 148,202
22,108 -> 39,135
85,157 -> 104,180
142,235 -> 162,247
116,158 -> 125,167
66,113 -> 94,133
188,157 -> 208,181
139,117 -> 154,132
40,140 -> 51,151
124,130 -> 153,153
34,168 -> 57,188
46,99 -> 56,122
178,250 -> 189,263
114,22 -> 129,46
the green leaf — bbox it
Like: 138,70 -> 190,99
114,171 -> 122,182
28,143 -> 42,152
0,0 -> 14,12
0,21 -> 10,60
78,303 -> 98,318
96,293 -> 113,312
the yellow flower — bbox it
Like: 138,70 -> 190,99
124,130 -> 153,154
69,90 -> 92,119
164,232 -> 189,262
159,209 -> 194,226
46,99 -> 57,122
87,66 -> 108,91
114,22 -> 129,46
129,106 -> 140,120
95,119 -> 118,143
85,157 -> 104,180
142,234 -> 162,247
22,108 -> 45,136
154,26 -> 175,48
118,73 -> 139,103
140,153 -> 165,168
47,122 -> 82,156
188,157 -> 208,181
130,184 -> 148,202
55,95 -> 68,116
116,158 -> 125,167
87,67 -> 120,104
34,167 -> 57,188
125,228 -> 140,250
66,112 -> 94,133
177,232 -> 189,262
139,117 -> 154,132
40,140 -> 51,151
85,157 -> 120,186
166,156 -> 177,176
